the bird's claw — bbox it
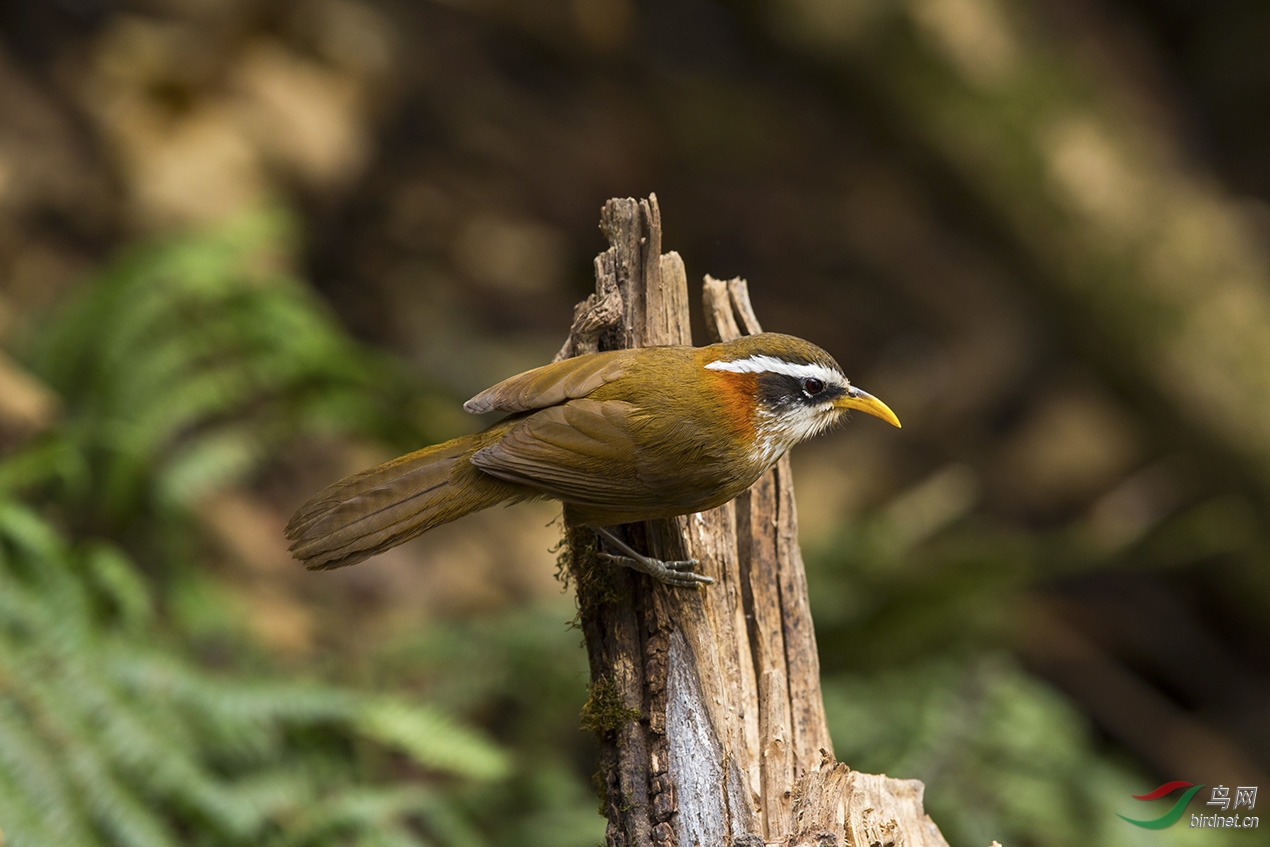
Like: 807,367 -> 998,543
590,525 -> 714,587
598,552 -> 714,586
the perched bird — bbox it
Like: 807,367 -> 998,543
285,332 -> 900,586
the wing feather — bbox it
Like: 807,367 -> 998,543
463,349 -> 635,415
470,399 -> 664,510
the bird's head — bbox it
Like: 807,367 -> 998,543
702,333 -> 901,462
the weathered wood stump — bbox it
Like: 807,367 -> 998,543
563,195 -> 957,847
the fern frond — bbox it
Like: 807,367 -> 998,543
355,701 -> 510,782
0,700 -> 95,846
0,212 -> 507,847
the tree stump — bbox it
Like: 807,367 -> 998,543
564,195 -> 958,847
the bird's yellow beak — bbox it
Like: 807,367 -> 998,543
834,387 -> 902,428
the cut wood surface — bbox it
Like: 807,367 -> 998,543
567,195 -> 967,847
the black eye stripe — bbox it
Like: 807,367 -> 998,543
754,372 -> 842,411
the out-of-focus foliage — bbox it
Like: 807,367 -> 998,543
0,498 -> 505,847
16,210 -> 427,542
2,0 -> 1269,845
0,216 -> 519,847
823,655 -> 1190,847
375,612 -> 606,847
809,498 -> 1232,847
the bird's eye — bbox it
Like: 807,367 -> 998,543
802,377 -> 824,396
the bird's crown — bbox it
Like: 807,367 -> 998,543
704,333 -> 844,376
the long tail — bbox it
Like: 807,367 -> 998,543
285,430 -> 526,570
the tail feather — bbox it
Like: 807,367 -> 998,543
285,433 -> 525,570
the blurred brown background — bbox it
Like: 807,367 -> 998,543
1,1 -> 1268,845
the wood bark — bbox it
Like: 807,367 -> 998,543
566,195 -> 956,847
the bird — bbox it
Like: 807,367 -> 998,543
285,332 -> 901,586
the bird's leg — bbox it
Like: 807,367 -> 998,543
591,525 -> 714,587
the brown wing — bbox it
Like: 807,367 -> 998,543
469,398 -> 666,512
463,349 -> 637,415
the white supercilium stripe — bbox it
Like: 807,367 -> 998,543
705,354 -> 843,386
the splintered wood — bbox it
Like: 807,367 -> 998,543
567,195 -> 955,847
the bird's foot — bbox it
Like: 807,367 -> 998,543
592,526 -> 714,587
598,552 -> 713,586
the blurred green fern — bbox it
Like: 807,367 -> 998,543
0,211 -> 510,847
20,209 -> 428,537
0,498 -> 506,847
